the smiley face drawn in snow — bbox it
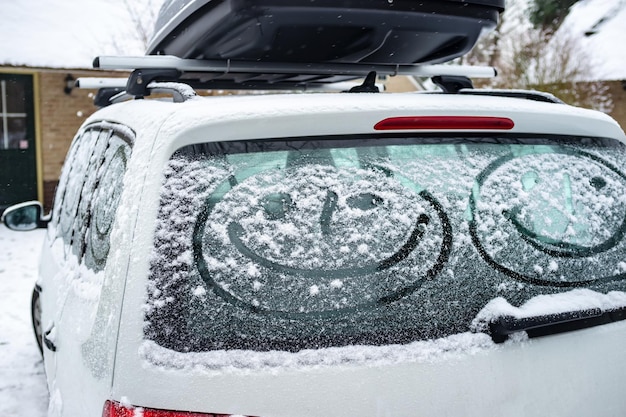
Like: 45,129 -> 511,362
193,164 -> 452,318
469,148 -> 626,287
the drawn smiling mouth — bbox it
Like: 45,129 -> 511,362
193,189 -> 452,318
227,214 -> 430,279
503,207 -> 626,258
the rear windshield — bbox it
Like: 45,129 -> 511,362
145,134 -> 626,353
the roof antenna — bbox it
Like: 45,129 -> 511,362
347,71 -> 379,93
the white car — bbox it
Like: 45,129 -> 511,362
4,82 -> 626,417
4,0 -> 626,416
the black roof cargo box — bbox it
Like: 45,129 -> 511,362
147,0 -> 505,66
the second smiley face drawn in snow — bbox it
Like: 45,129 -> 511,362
194,162 -> 451,318
470,147 -> 626,287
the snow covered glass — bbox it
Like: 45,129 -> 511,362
145,135 -> 626,353
53,125 -> 132,272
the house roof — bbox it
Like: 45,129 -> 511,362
1,0 -> 159,69
558,0 -> 626,81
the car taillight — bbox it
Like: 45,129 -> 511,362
103,400 -> 254,417
374,116 -> 515,130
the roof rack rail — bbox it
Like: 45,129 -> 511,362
457,89 -> 564,104
94,55 -> 497,78
77,78 -> 198,107
75,78 -> 127,89
92,55 -> 497,92
83,55 -> 506,105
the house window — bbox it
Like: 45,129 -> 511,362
0,77 -> 29,150
0,73 -> 37,212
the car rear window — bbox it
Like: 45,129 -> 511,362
145,134 -> 626,353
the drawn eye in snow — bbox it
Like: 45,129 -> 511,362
193,164 -> 452,318
469,148 -> 626,287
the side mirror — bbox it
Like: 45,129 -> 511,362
1,201 -> 50,231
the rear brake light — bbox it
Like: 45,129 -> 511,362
103,400 -> 256,417
374,116 -> 515,130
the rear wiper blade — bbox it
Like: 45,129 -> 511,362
489,306 -> 626,343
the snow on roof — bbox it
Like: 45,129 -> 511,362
1,0 -> 161,69
558,0 -> 626,81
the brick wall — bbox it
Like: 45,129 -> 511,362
607,80 -> 626,131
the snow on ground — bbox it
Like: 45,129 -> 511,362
0,225 -> 48,417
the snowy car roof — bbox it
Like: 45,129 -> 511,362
84,92 -> 626,148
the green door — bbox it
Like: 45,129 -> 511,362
0,73 -> 37,213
